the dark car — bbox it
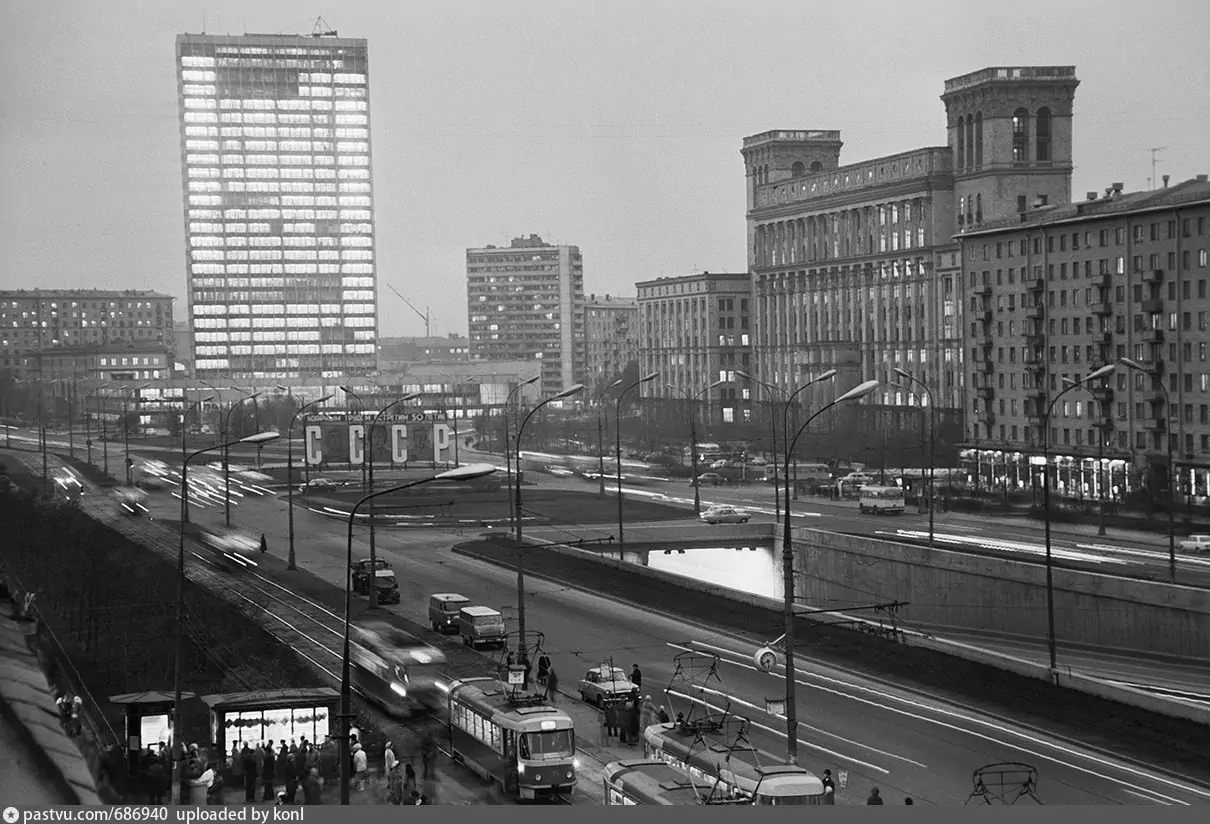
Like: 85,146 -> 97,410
352,558 -> 392,594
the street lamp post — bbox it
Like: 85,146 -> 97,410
179,396 -> 214,523
503,376 -> 540,533
1119,357 -> 1176,582
339,463 -> 497,804
120,384 -> 150,486
1060,379 -> 1109,537
174,431 -> 279,805
84,383 -> 111,467
780,379 -> 880,763
1041,363 -> 1117,677
451,377 -> 480,467
893,367 -> 936,546
364,392 -> 421,608
223,392 -> 261,528
666,380 -> 725,515
278,390 -> 334,570
513,385 -> 585,658
614,374 -> 658,551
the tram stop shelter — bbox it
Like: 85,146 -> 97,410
109,690 -> 196,780
201,688 -> 339,755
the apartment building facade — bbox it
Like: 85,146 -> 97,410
959,176 -> 1210,502
741,67 -> 1079,427
466,234 -> 585,395
175,32 -> 378,382
636,271 -> 753,426
0,289 -> 175,379
584,294 -> 638,394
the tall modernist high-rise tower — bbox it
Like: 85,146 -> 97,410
175,32 -> 377,381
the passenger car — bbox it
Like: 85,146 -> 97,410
700,506 -> 751,525
1178,534 -> 1210,554
694,472 -> 723,486
578,666 -> 637,706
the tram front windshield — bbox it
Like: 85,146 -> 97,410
520,729 -> 574,761
756,793 -> 819,806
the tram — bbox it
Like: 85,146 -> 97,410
603,759 -> 750,805
447,677 -> 577,802
350,619 -> 446,714
643,721 -> 826,805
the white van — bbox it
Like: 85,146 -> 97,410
458,606 -> 507,649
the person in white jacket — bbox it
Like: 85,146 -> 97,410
352,744 -> 368,791
384,743 -> 396,777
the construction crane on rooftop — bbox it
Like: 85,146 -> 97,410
387,285 -> 431,338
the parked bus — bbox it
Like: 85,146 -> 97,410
858,485 -> 906,515
447,677 -> 577,802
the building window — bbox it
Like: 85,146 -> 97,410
1012,108 -> 1029,163
791,161 -> 805,177
956,117 -> 965,169
1035,108 -> 1051,162
974,112 -> 983,167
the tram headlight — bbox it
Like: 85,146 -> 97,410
390,682 -> 407,698
573,758 -> 580,770
516,763 -> 525,775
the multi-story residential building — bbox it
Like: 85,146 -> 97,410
466,234 -> 585,395
637,271 -> 753,426
584,294 -> 638,394
378,335 -> 470,372
958,175 -> 1210,502
175,32 -> 377,382
0,289 -> 175,379
741,67 -> 1080,432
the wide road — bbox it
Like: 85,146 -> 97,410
137,483 -> 1210,806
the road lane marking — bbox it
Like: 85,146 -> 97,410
1125,788 -> 1173,805
690,640 -> 1202,804
663,688 -> 887,775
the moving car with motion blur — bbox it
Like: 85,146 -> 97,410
114,485 -> 150,517
350,619 -> 446,714
699,505 -> 750,525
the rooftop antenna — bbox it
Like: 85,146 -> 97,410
1150,147 -> 1167,190
201,11 -> 206,33
311,15 -> 338,37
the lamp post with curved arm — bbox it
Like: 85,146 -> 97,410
365,392 -> 421,608
118,383 -> 151,486
340,386 -> 366,492
84,382 -> 111,467
339,463 -> 498,804
1041,363 -> 1117,676
223,392 -> 261,527
666,380 -> 726,515
614,373 -> 658,551
503,376 -> 541,532
893,367 -> 936,546
1119,357 -> 1175,582
451,376 -> 481,467
173,431 -> 279,805
514,384 -> 586,658
179,395 -> 214,524
278,390 -> 334,571
779,379 -> 879,764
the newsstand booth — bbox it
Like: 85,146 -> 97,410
109,690 -> 197,785
201,688 -> 339,757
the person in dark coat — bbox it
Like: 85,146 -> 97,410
536,654 -> 551,686
604,700 -> 620,741
630,664 -> 642,689
821,770 -> 836,805
262,742 -> 276,801
276,742 -> 290,785
241,745 -> 258,803
303,768 -> 322,805
546,667 -> 560,703
657,705 -> 670,724
284,753 -> 299,805
420,731 -> 437,780
627,695 -> 641,746
866,787 -> 884,805
145,755 -> 166,804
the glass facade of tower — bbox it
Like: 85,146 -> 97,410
175,33 -> 377,380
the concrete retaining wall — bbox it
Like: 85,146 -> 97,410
793,527 -> 1210,660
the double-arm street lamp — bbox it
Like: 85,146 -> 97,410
223,392 -> 261,527
451,377 -> 481,467
613,373 -> 658,551
503,376 -> 541,532
893,367 -> 936,546
179,396 -> 214,524
665,380 -> 724,515
779,379 -> 879,764
1119,356 -> 1176,582
116,383 -> 150,485
277,389 -> 335,571
514,384 -> 586,658
173,430 -> 279,805
364,392 -> 422,608
1040,362 -> 1117,677
339,463 -> 498,804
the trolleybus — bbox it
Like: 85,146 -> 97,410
447,677 -> 577,802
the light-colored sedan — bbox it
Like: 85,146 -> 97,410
577,666 -> 637,706
700,505 -> 751,525
1178,534 -> 1210,554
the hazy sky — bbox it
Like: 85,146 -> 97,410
2,0 -> 1208,338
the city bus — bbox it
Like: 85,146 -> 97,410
858,485 -> 906,515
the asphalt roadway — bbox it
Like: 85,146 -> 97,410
130,480 -> 1210,807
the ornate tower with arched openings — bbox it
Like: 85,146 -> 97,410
941,67 -> 1079,229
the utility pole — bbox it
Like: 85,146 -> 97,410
1149,147 -> 1167,190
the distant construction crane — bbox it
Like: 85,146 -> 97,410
387,285 -> 432,338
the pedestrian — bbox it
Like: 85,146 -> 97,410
866,787 -> 884,805
404,761 -> 417,792
420,732 -> 436,780
304,743 -> 319,778
522,655 -> 532,688
384,742 -> 397,777
303,768 -> 322,805
145,756 -> 165,804
821,770 -> 836,805
627,695 -> 641,747
352,743 -> 368,791
904,797 -> 914,805
387,762 -> 404,805
241,745 -> 258,803
259,533 -> 268,553
640,695 -> 656,730
261,742 -> 276,801
537,653 -> 551,686
657,705 -> 670,724
277,740 -> 289,786
630,664 -> 642,689
231,742 -> 243,783
546,667 -> 559,703
605,699 -> 620,742
202,762 -> 223,805
284,753 -> 298,805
